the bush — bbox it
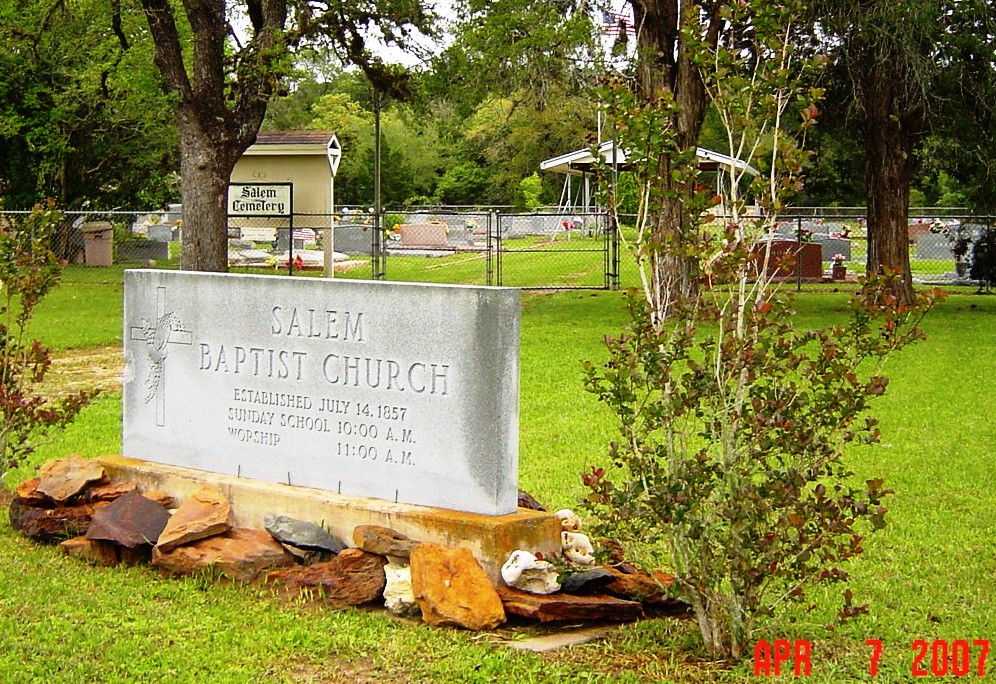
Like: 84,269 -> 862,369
0,203 -> 97,483
582,272 -> 937,660
969,227 -> 996,291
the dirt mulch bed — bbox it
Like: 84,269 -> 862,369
37,346 -> 123,397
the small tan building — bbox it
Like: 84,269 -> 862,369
230,131 -> 339,239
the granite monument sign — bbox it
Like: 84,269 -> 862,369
123,271 -> 520,515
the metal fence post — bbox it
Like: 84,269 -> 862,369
492,211 -> 502,287
485,211 -> 493,287
796,217 -> 803,292
608,213 -> 620,290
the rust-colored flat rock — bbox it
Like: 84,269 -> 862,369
267,549 -> 387,605
80,481 -> 137,504
36,456 -> 108,504
411,543 -> 505,630
152,528 -> 294,581
60,536 -> 120,566
9,500 -> 94,541
14,478 -> 49,506
353,525 -> 418,559
85,490 -> 170,548
497,586 -> 644,623
141,490 -> 175,508
156,486 -> 231,552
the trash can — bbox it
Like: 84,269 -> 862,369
81,222 -> 114,266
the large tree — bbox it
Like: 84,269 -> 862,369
599,1 -> 817,320
621,0 -> 722,315
825,1 -> 938,303
0,0 -> 177,209
926,2 -> 996,213
138,0 -> 435,270
813,0 -> 996,303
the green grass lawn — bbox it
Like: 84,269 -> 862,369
4,266 -> 996,682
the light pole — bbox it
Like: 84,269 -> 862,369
324,133 -> 342,278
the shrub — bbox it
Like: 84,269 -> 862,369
969,227 -> 996,291
581,270 -> 938,660
0,203 -> 97,483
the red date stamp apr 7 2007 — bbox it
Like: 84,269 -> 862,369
753,639 -> 991,677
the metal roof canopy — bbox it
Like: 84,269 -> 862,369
540,140 -> 760,177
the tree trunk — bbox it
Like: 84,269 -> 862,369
860,46 -> 919,305
177,113 -> 239,272
139,0 -> 277,273
632,0 -> 716,320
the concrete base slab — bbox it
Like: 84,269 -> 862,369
507,627 -> 617,652
97,455 -> 560,583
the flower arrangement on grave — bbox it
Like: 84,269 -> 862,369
831,253 -> 847,280
799,227 -> 814,242
929,219 -> 951,236
384,214 -> 404,239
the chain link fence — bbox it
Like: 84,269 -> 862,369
769,210 -> 995,290
3,206 -> 992,291
0,209 -> 180,267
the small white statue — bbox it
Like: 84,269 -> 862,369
500,550 -> 561,594
561,531 -> 596,566
555,508 -> 583,532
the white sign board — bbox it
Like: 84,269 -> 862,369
123,270 -> 520,516
228,183 -> 292,217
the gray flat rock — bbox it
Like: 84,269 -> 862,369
264,514 -> 345,553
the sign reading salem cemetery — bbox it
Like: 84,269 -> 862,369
227,182 -> 292,216
122,270 -> 520,515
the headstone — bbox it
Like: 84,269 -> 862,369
123,270 -> 520,516
166,204 -> 182,223
399,222 -> 449,248
816,237 -> 851,262
332,224 -> 374,255
148,225 -> 176,243
119,240 -> 169,262
752,240 -> 823,279
916,233 -> 952,259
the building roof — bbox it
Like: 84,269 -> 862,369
540,140 -> 759,177
244,131 -> 337,156
254,131 -> 336,145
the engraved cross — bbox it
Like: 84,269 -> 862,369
129,286 -> 193,426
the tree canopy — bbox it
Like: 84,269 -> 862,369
0,0 -> 177,209
1,0 -> 993,271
